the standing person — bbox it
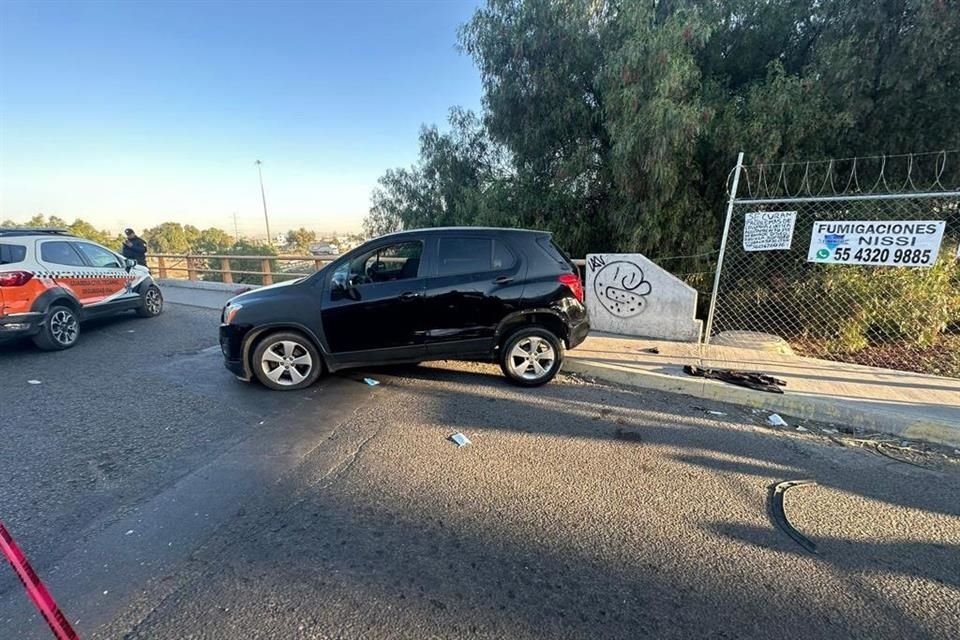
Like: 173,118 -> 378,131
121,228 -> 148,266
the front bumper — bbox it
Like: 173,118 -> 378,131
219,323 -> 251,380
0,313 -> 43,342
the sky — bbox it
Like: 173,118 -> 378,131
0,0 -> 483,238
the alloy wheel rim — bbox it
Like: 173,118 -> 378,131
145,289 -> 162,314
260,340 -> 313,386
50,310 -> 78,345
508,336 -> 555,380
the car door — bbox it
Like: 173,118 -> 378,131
36,239 -> 97,308
320,238 -> 429,365
70,241 -> 140,314
424,234 -> 526,358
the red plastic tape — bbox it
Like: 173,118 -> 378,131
0,522 -> 80,640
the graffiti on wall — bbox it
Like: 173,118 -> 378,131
588,255 -> 652,318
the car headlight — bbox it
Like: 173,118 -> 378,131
223,302 -> 243,324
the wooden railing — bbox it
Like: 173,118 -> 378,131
147,253 -> 589,286
147,253 -> 340,286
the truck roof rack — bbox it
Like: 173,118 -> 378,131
0,228 -> 73,237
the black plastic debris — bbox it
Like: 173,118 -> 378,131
769,480 -> 818,554
683,365 -> 787,394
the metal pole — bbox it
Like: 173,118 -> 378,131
704,151 -> 744,344
232,212 -> 240,242
255,160 -> 271,244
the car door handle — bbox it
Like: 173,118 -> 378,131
494,276 -> 514,284
400,291 -> 422,300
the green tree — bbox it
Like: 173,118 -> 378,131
285,227 -> 318,253
368,0 -> 960,266
142,222 -> 193,254
194,227 -> 234,254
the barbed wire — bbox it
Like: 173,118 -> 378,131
729,150 -> 960,199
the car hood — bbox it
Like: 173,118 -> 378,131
227,277 -> 304,304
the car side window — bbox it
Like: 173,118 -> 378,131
437,237 -> 493,276
75,242 -> 122,268
0,243 -> 27,265
493,240 -> 516,270
40,241 -> 86,267
331,241 -> 423,297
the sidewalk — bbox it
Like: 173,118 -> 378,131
564,335 -> 960,447
157,280 -> 960,446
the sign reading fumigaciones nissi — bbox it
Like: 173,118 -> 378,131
807,220 -> 946,267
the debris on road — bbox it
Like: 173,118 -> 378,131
821,428 -> 839,435
708,410 -> 727,416
770,479 -> 818,554
682,365 -> 786,393
449,432 -> 471,447
767,413 -> 788,427
363,377 -> 380,386
796,426 -> 809,432
639,347 -> 660,354
125,530 -> 134,536
27,380 -> 42,385
614,428 -> 643,443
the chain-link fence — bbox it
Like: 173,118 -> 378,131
707,152 -> 960,378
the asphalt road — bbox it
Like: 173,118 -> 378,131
2,299 -> 959,639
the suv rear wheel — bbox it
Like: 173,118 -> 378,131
500,327 -> 564,387
252,331 -> 322,391
33,305 -> 80,351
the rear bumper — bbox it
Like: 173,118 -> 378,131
567,316 -> 590,349
0,313 -> 43,342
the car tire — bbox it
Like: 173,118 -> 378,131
251,331 -> 323,391
499,326 -> 564,387
136,285 -> 164,318
33,305 -> 81,351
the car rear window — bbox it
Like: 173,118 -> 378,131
536,236 -> 575,271
437,237 -> 516,276
0,243 -> 27,265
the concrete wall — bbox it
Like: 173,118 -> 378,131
584,254 -> 702,342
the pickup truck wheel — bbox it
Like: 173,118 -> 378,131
252,332 -> 322,391
499,327 -> 564,387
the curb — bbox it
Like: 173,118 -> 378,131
563,358 -> 960,448
157,279 -> 258,294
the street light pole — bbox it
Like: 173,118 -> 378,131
255,160 -> 272,244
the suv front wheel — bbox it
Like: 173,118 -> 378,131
499,327 -> 564,387
252,331 -> 322,391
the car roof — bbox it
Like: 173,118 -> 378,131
0,228 -> 75,238
375,226 -> 550,241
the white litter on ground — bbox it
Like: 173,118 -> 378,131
796,426 -> 809,432
767,413 -> 788,427
125,530 -> 134,536
821,428 -> 839,434
450,432 -> 471,447
27,380 -> 42,385
708,411 -> 727,416
363,377 -> 380,386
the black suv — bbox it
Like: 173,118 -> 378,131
219,227 -> 589,390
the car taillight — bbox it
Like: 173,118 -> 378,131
559,273 -> 584,303
0,271 -> 33,287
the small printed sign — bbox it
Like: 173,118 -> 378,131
807,220 -> 945,267
742,211 -> 797,251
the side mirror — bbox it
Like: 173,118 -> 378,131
124,258 -> 137,271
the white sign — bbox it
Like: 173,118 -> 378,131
743,211 -> 797,251
807,220 -> 945,267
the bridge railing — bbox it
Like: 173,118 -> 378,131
147,254 -> 589,286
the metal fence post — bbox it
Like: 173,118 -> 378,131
704,151 -> 744,344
